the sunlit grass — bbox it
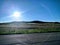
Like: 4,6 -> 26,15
0,27 -> 60,35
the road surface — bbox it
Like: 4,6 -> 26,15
0,32 -> 60,45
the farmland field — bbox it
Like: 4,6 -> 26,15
0,22 -> 60,34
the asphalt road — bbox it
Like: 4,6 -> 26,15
0,32 -> 60,45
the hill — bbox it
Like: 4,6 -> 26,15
0,21 -> 60,34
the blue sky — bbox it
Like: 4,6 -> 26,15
0,0 -> 60,22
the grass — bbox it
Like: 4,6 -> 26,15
0,27 -> 60,35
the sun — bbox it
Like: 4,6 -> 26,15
11,11 -> 22,21
13,11 -> 21,18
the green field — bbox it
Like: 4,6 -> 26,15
0,21 -> 60,35
0,27 -> 60,35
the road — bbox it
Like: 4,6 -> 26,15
0,32 -> 60,45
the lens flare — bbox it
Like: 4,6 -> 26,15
11,11 -> 22,21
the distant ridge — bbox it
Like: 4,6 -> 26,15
0,20 -> 60,24
29,21 -> 45,23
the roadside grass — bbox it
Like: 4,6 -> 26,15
0,27 -> 60,35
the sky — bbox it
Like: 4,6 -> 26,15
0,0 -> 60,23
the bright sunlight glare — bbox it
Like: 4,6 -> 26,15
13,11 -> 21,17
11,11 -> 22,21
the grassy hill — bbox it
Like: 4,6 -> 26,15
0,21 -> 60,34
